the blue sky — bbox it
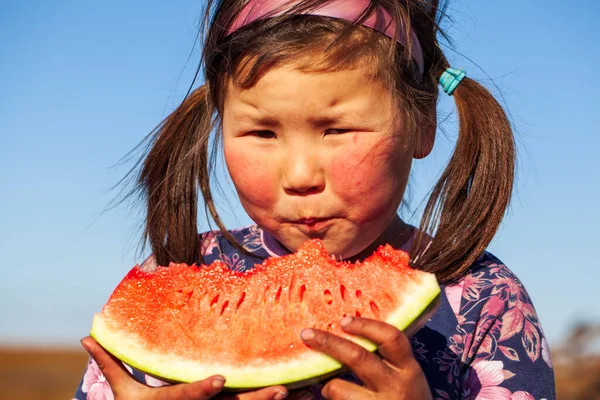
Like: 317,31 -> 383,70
1,1 -> 598,347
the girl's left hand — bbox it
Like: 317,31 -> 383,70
300,317 -> 432,400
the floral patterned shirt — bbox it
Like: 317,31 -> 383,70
74,225 -> 556,400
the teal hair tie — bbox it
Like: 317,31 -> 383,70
439,68 -> 466,95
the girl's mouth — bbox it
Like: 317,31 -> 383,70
294,217 -> 334,235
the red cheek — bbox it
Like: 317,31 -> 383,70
329,151 -> 374,196
224,145 -> 276,207
328,137 -> 406,213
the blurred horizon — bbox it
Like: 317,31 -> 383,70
1,0 -> 599,350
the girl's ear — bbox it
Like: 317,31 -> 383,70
413,104 -> 436,159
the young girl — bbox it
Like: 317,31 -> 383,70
75,0 -> 556,399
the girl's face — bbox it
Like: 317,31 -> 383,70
222,64 -> 431,259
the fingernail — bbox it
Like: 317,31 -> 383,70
273,390 -> 288,400
300,329 -> 315,341
80,339 -> 91,353
340,316 -> 353,327
212,376 -> 225,389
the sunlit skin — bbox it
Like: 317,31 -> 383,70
222,64 -> 433,260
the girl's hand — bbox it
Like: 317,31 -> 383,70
80,336 -> 289,400
300,317 -> 432,400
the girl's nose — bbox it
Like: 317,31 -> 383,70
282,151 -> 325,195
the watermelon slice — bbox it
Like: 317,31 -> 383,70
90,239 -> 440,390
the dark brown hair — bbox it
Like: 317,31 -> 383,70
132,0 -> 515,285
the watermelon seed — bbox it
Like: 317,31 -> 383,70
220,300 -> 229,315
326,323 -> 333,332
210,294 -> 220,308
370,301 -> 380,317
299,285 -> 306,302
340,284 -> 346,301
355,290 -> 362,299
324,289 -> 333,305
177,289 -> 194,302
275,286 -> 282,303
355,311 -> 361,317
236,292 -> 246,309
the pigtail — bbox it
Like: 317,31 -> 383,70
139,84 -> 237,267
413,58 -> 516,284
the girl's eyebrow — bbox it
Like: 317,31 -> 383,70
309,116 -> 345,127
235,114 -> 281,128
239,114 -> 358,127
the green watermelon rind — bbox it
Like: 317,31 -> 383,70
90,273 -> 440,390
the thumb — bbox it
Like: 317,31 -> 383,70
164,376 -> 227,400
81,336 -> 134,390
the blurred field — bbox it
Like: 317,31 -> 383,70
0,347 -> 87,400
553,322 -> 600,400
0,324 -> 598,400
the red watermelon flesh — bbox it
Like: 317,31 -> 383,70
90,239 -> 440,389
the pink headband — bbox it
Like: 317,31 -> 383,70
227,0 -> 425,75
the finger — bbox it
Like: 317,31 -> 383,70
81,336 -> 135,389
161,376 -> 227,400
339,317 -> 413,367
300,328 -> 389,390
321,378 -> 372,400
219,385 -> 288,400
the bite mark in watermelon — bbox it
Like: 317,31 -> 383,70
90,239 -> 440,389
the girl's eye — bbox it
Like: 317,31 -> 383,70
248,130 -> 277,139
325,128 -> 352,135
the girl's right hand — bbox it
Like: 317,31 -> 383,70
81,336 -> 289,400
